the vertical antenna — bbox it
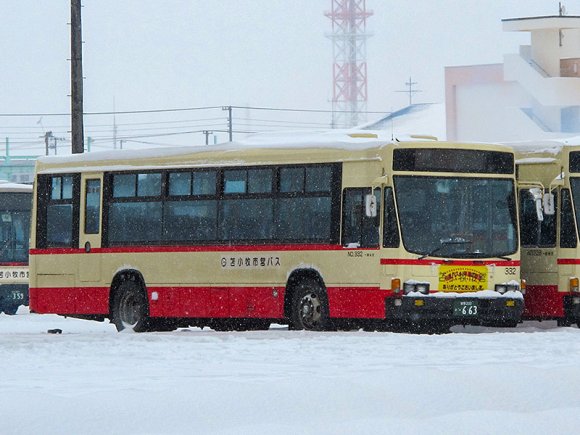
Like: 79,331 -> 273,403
396,76 -> 422,106
113,97 -> 117,149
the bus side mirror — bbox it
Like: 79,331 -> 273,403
365,194 -> 377,218
543,193 -> 555,215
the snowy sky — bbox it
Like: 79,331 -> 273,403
0,0 -> 573,153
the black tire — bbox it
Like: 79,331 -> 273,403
111,280 -> 151,332
289,278 -> 331,331
2,305 -> 19,315
557,318 -> 572,327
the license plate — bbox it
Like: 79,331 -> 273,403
453,300 -> 479,316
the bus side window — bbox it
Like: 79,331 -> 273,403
383,187 -> 400,248
519,189 -> 540,247
37,174 -> 80,248
342,188 -> 380,248
560,188 -> 577,248
84,179 -> 101,234
519,188 -> 557,248
539,189 -> 557,247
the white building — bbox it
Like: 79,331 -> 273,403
446,13 -> 580,142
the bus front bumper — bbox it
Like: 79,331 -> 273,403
385,295 -> 524,326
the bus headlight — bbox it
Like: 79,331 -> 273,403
403,282 -> 430,295
415,283 -> 430,295
507,283 -> 519,292
495,284 -> 508,294
495,283 -> 521,294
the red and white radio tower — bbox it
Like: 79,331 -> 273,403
325,0 -> 373,128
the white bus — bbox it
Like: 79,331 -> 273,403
29,132 -> 524,332
0,180 -> 32,314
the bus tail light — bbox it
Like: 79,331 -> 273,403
520,279 -> 526,294
391,278 -> 401,294
570,277 -> 580,293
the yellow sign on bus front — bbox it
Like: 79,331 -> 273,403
438,265 -> 488,292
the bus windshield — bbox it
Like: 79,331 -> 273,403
0,193 -> 31,263
394,176 -> 517,259
569,178 -> 580,238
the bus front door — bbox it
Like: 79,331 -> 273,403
78,176 -> 103,283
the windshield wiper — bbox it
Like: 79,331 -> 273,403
460,251 -> 513,261
418,237 -> 472,260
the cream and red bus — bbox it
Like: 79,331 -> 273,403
29,132 -> 524,332
0,180 -> 32,315
515,140 -> 580,326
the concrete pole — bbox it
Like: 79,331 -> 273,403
71,0 -> 84,154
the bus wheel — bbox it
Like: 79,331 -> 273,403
112,280 -> 151,332
290,279 -> 331,331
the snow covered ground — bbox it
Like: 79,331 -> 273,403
3,308 -> 580,435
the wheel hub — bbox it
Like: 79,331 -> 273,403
299,293 -> 321,327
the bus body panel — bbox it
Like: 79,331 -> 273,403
29,137 -> 523,329
515,143 -> 580,323
0,182 -> 33,314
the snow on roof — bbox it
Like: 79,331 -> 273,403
360,103 -> 446,140
508,136 -> 580,156
0,180 -> 33,192
36,129 -> 432,167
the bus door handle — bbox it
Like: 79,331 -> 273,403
84,241 -> 91,253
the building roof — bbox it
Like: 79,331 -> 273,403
502,16 -> 580,32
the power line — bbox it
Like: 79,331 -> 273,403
0,105 -> 391,118
0,105 -> 223,117
231,105 -> 392,115
235,117 -> 330,126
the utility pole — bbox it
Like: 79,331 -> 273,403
222,106 -> 233,142
396,77 -> 422,106
203,130 -> 213,145
5,137 -> 10,165
112,98 -> 117,149
113,115 -> 117,149
44,131 -> 53,156
71,0 -> 84,154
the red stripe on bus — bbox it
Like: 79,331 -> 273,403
522,285 -> 567,319
380,259 -> 520,266
557,258 -> 580,265
29,285 -> 392,320
30,244 -> 374,255
327,286 -> 390,318
29,287 -> 109,315
0,262 -> 28,266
